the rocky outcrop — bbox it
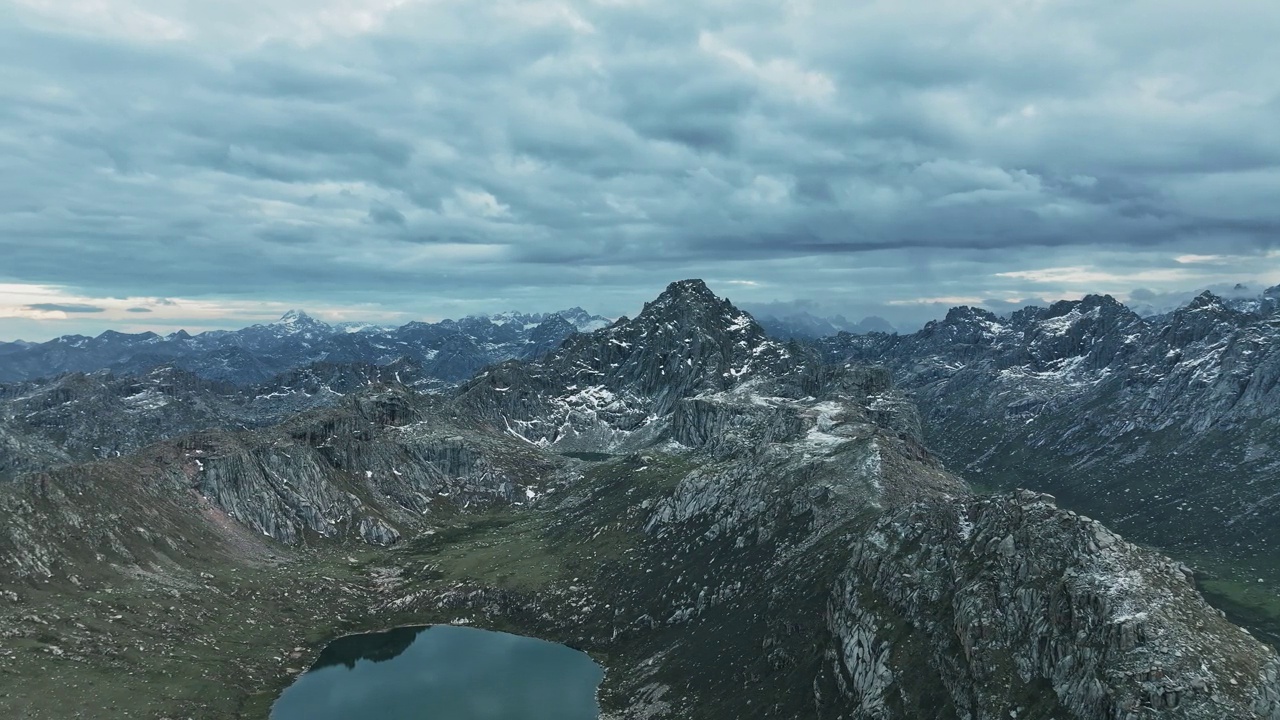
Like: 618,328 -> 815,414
167,390 -> 556,546
190,440 -> 402,546
833,490 -> 1280,719
669,392 -> 806,454
0,364 -> 411,481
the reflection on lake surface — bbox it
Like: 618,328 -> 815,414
271,625 -> 603,720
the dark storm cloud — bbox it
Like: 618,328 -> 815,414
1,0 -> 1278,340
220,57 -> 394,103
610,56 -> 756,154
126,307 -> 153,313
368,203 -> 406,226
26,303 -> 106,313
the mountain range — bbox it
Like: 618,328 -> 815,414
0,307 -> 611,386
1,280 -> 1278,719
817,283 -> 1280,638
745,308 -> 897,340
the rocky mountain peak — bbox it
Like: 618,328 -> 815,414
916,305 -> 1005,347
52,334 -> 91,345
277,309 -> 322,326
1032,294 -> 1143,336
634,279 -> 765,341
95,329 -> 160,342
1170,290 -> 1247,325
649,278 -> 719,304
1157,291 -> 1250,347
942,305 -> 1000,325
553,306 -> 611,332
268,310 -> 336,339
530,313 -> 576,338
1064,293 -> 1125,312
454,280 -> 801,443
1186,290 -> 1226,310
581,279 -> 784,390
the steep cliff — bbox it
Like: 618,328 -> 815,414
836,491 -> 1280,719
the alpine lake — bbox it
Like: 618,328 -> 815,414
270,625 -> 604,719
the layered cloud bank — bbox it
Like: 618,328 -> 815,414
2,0 -> 1278,337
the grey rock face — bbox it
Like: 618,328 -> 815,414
817,289 -> 1280,558
834,490 -> 1280,719
168,389 -> 552,546
0,364 -> 413,481
1,389 -> 549,564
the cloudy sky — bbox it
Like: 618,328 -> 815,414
2,0 -> 1279,340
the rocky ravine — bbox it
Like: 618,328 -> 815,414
1,280 -> 1277,719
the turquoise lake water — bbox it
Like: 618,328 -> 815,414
271,625 -> 603,719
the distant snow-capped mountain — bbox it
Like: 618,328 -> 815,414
0,307 -> 612,385
747,308 -> 897,340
